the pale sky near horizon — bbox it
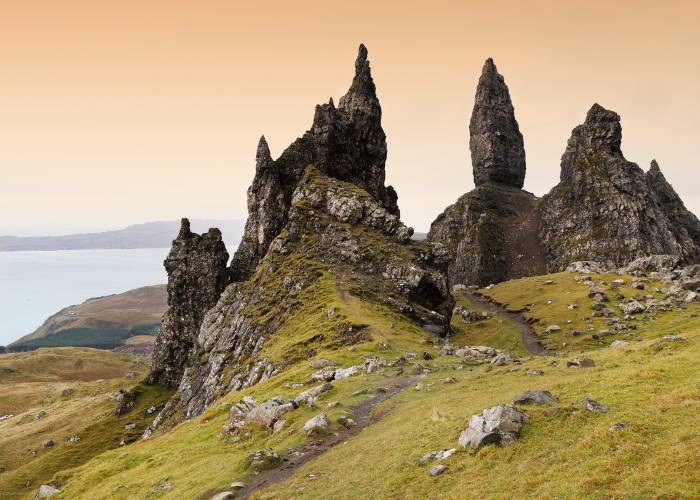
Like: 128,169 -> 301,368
1,0 -> 699,236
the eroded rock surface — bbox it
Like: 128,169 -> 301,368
148,219 -> 230,388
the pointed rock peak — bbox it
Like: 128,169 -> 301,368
355,43 -> 369,73
650,159 -> 661,173
470,59 -> 525,189
585,103 -> 620,125
339,43 -> 378,111
574,103 -> 622,153
328,97 -> 335,108
255,135 -> 272,167
178,218 -> 192,238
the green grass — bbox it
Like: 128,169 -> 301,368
10,277 -> 700,497
0,383 -> 172,499
449,291 -> 528,356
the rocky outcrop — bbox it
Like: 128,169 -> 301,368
147,46 -> 452,429
230,44 -> 398,282
431,61 -> 700,287
540,104 -> 700,270
159,169 -> 452,422
470,59 -> 526,189
429,59 -> 544,286
147,219 -> 230,388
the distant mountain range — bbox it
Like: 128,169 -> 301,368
0,219 -> 245,252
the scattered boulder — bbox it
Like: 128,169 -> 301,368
609,422 -> 628,431
309,358 -> 335,368
567,358 -> 595,368
302,413 -> 329,436
309,366 -> 337,383
619,300 -> 645,315
429,464 -> 448,476
334,365 -> 363,379
42,439 -> 55,448
209,492 -> 235,500
458,405 -> 529,449
588,286 -> 608,302
513,390 -> 558,405
582,397 -> 608,413
61,388 -> 74,398
525,369 -> 544,376
68,434 -> 80,444
610,340 -> 629,349
545,325 -> 561,333
246,449 -> 281,471
34,410 -> 47,421
566,261 -> 605,273
125,422 -> 137,430
294,383 -> 333,407
418,449 -> 457,465
36,485 -> 61,498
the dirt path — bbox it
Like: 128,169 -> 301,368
462,291 -> 547,356
236,374 -> 422,499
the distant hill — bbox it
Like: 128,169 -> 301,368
0,219 -> 244,252
9,285 -> 167,351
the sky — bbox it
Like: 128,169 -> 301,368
1,0 -> 699,235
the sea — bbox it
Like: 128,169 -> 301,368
0,248 -> 169,346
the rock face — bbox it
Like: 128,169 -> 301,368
148,219 -> 230,388
230,44 -> 398,282
147,45 -> 452,430
541,104 -> 700,270
429,59 -> 544,286
431,61 -> 700,287
470,59 -> 526,189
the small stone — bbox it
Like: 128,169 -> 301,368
230,482 -> 246,490
36,485 -> 61,498
513,390 -> 558,405
525,369 -> 544,376
609,422 -> 627,431
544,407 -> 562,417
125,422 -> 137,430
69,434 -> 80,443
146,405 -> 157,414
610,340 -> 629,349
443,377 -> 457,384
582,397 -> 608,413
663,335 -> 687,342
545,325 -> 561,333
567,358 -> 595,368
422,351 -> 433,360
209,493 -> 235,500
302,414 -> 329,436
415,383 -> 424,391
42,439 -> 55,448
429,464 -> 448,476
309,358 -> 335,368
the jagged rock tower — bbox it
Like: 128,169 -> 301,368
146,45 -> 453,428
540,104 -> 700,269
428,59 -> 546,286
430,61 -> 700,287
230,44 -> 398,282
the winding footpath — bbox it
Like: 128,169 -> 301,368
236,374 -> 422,499
461,291 -> 547,356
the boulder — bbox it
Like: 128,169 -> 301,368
513,390 -> 558,405
582,397 -> 608,413
246,449 -> 281,471
458,405 -> 529,449
566,261 -> 605,274
567,358 -> 595,368
619,300 -> 645,314
429,464 -> 448,476
302,413 -> 330,435
36,485 -> 61,498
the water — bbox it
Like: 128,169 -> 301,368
0,248 -> 169,346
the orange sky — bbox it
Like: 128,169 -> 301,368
1,0 -> 699,235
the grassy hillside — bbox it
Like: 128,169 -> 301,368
10,285 -> 166,351
0,348 -> 170,498
5,272 -> 700,498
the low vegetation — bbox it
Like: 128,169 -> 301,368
3,272 -> 699,498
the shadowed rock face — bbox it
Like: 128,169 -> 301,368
148,219 -> 230,388
230,44 -> 398,282
541,104 -> 700,270
431,65 -> 700,287
430,58 -> 542,286
470,58 -> 526,189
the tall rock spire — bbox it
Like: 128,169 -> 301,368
469,58 -> 526,189
255,135 -> 272,169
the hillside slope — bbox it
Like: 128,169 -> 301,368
10,285 -> 166,351
20,269 -> 699,499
